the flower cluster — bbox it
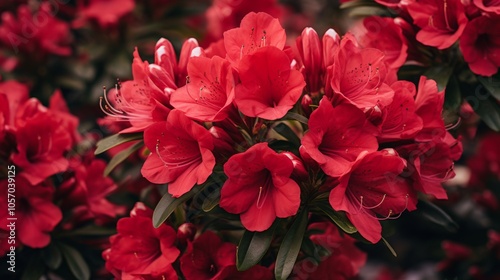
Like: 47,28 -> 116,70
0,79 -> 121,276
100,11 -> 462,279
358,0 -> 500,76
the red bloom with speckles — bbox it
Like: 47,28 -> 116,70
329,150 -> 417,243
170,55 -> 237,122
235,46 -> 305,120
407,0 -> 468,49
300,97 -> 378,177
220,143 -> 301,231
224,12 -> 286,67
329,33 -> 395,110
205,0 -> 283,44
141,110 -> 215,197
378,81 -> 423,142
351,16 -> 408,70
101,38 -> 199,133
103,203 -> 179,279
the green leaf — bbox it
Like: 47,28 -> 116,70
478,74 -> 500,101
42,243 -> 62,270
275,208 -> 309,280
464,90 -> 500,131
424,65 -> 454,91
153,187 -> 199,228
381,237 -> 397,257
104,140 -> 143,176
418,200 -> 458,232
283,112 -> 308,125
237,221 -> 278,271
94,133 -> 143,155
340,0 -> 383,9
317,202 -> 357,234
444,75 -> 462,111
273,123 -> 301,147
59,243 -> 91,280
201,187 -> 220,212
57,225 -> 116,237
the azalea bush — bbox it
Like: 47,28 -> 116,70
0,0 -> 500,279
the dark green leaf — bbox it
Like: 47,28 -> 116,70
94,133 -> 143,155
464,90 -> 500,131
59,243 -> 91,280
340,0 -> 383,9
317,202 -> 357,234
444,76 -> 462,111
381,237 -> 397,257
283,112 -> 308,125
104,140 -> 143,176
201,187 -> 220,212
237,221 -> 278,271
58,225 -> 116,237
424,65 -> 454,91
478,74 -> 500,101
418,200 -> 458,232
273,123 -> 301,147
153,187 -> 199,228
275,208 -> 309,280
42,243 -> 62,270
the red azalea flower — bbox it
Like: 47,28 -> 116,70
180,231 -> 235,280
407,0 -> 468,49
468,132 -> 500,187
0,3 -> 71,56
396,141 -> 456,199
329,33 -> 395,110
351,16 -> 409,70
378,81 -> 423,142
73,0 -> 135,28
11,107 -> 72,185
103,203 -> 180,279
220,142 -> 301,231
0,177 -> 62,248
224,12 -> 286,66
100,47 -> 171,133
473,0 -> 500,14
459,16 -> 500,76
170,56 -> 237,122
59,157 -> 120,222
205,0 -> 283,44
180,231 -> 272,280
329,150 -> 417,243
141,110 -> 215,197
296,27 -> 323,94
414,76 -> 446,140
300,97 -> 378,177
235,46 -> 305,120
